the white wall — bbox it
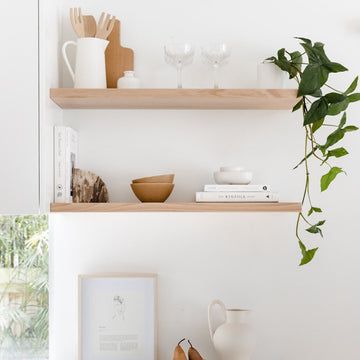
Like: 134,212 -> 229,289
51,0 -> 360,359
0,0 -> 39,214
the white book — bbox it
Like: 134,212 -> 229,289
204,184 -> 271,192
54,126 -> 66,203
196,191 -> 279,203
54,126 -> 78,203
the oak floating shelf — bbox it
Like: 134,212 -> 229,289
50,202 -> 301,213
50,88 -> 298,110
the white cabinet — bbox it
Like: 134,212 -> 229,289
0,0 -> 39,214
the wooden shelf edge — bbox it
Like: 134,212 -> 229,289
50,202 -> 302,213
50,88 -> 299,110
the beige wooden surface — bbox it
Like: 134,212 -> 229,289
50,88 -> 298,109
50,202 -> 302,212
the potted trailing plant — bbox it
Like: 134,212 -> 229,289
267,38 -> 360,265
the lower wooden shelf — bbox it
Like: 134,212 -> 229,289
50,202 -> 301,213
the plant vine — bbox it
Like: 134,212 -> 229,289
267,38 -> 360,265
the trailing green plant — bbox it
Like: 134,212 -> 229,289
267,38 -> 360,265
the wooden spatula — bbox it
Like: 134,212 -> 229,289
105,20 -> 134,88
96,12 -> 116,40
70,8 -> 85,38
83,15 -> 96,37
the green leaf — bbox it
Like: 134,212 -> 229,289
292,99 -> 303,112
265,56 -> 276,62
306,224 -> 324,237
320,113 -> 349,150
312,118 -> 324,133
295,37 -> 312,45
309,89 -> 323,98
342,125 -> 359,132
324,62 -> 348,73
325,93 -> 349,115
348,93 -> 360,102
313,42 -> 332,63
300,43 -> 321,64
274,48 -> 298,79
327,147 -> 349,158
320,167 -> 344,191
327,97 -> 349,116
345,76 -> 358,94
303,97 -> 328,125
339,112 -> 347,127
298,64 -> 329,96
306,220 -> 325,237
299,241 -> 319,266
308,207 -> 322,216
289,51 -> 303,75
322,147 -> 349,164
325,93 -> 346,103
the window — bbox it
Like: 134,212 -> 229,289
0,216 -> 48,359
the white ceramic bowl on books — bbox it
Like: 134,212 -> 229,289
214,171 -> 253,185
219,166 -> 244,172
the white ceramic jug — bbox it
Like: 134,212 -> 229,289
62,38 -> 109,88
208,300 -> 256,360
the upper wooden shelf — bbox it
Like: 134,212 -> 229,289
50,202 -> 301,213
50,88 -> 298,110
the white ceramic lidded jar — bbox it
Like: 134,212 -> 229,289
117,71 -> 141,88
257,61 -> 285,88
208,300 -> 256,360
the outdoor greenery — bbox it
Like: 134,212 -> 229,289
267,38 -> 359,265
0,215 -> 48,359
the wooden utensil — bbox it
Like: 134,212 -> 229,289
95,12 -> 116,40
105,20 -> 134,88
132,174 -> 174,184
70,8 -> 85,38
130,183 -> 175,203
83,15 -> 96,37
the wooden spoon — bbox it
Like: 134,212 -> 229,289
95,12 -> 116,40
70,7 -> 85,38
83,15 -> 96,37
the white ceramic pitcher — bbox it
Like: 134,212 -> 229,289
62,38 -> 109,88
208,300 -> 256,360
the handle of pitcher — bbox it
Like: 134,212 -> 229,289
62,41 -> 77,83
208,299 -> 226,341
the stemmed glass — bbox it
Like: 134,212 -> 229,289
201,43 -> 231,89
164,43 -> 195,88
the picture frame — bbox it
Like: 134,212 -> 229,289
78,273 -> 157,360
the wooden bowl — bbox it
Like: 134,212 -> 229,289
130,183 -> 175,202
132,174 -> 175,184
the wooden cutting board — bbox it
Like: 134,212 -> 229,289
105,20 -> 134,88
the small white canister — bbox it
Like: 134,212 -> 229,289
117,71 -> 141,89
257,62 -> 285,89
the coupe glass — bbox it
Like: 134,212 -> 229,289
201,43 -> 231,89
164,43 -> 194,88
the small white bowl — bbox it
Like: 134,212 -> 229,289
214,171 -> 253,185
220,166 -> 244,172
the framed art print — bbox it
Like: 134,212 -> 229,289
79,273 -> 157,360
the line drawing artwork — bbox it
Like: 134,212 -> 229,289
112,295 -> 126,320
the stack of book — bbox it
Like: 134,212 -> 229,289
196,184 -> 279,203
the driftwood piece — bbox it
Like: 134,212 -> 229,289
72,168 -> 109,203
